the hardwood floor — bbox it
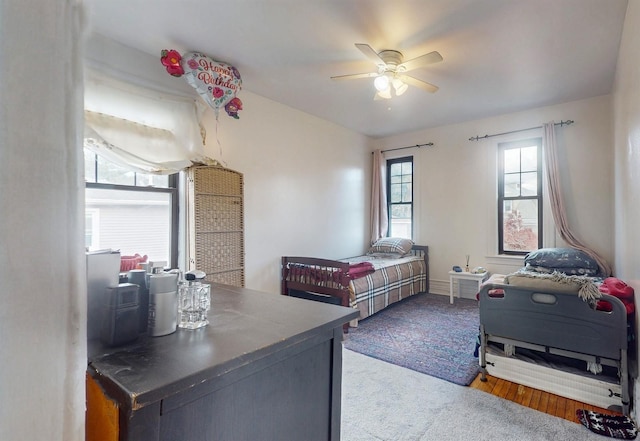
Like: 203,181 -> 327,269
469,373 -> 621,424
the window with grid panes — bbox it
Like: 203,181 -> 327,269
386,156 -> 413,240
497,138 -> 543,255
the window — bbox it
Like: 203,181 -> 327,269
84,149 -> 179,268
497,138 -> 542,254
386,156 -> 413,239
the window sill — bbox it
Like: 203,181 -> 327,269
485,255 -> 525,266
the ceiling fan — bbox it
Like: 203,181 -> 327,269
331,43 -> 443,100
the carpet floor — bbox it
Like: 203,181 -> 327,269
343,292 -> 480,386
341,349 -> 609,441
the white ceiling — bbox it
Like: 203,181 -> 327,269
84,0 -> 628,139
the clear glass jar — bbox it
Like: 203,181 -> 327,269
178,272 -> 210,329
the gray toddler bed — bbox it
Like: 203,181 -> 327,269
478,279 -> 631,415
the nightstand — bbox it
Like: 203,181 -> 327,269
448,271 -> 489,304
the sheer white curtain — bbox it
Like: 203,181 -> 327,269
84,70 -> 214,174
543,122 -> 612,276
370,149 -> 388,244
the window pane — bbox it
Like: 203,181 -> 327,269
85,151 -> 97,183
85,187 -> 172,262
137,173 -> 169,188
390,175 -> 402,184
503,199 -> 538,252
520,146 -> 538,172
85,210 -> 99,249
390,163 -> 402,177
391,204 -> 411,219
401,183 -> 412,202
389,221 -> 412,239
390,205 -> 412,239
503,149 -> 520,173
504,174 -> 520,197
390,184 -> 402,203
401,162 -> 412,175
520,172 -> 538,196
97,155 -> 135,185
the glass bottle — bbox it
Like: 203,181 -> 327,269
178,270 -> 210,329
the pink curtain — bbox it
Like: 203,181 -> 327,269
370,150 -> 388,244
543,122 -> 612,276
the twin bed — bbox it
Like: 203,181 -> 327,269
477,248 -> 636,415
281,238 -> 429,329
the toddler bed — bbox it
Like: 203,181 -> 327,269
281,238 -> 429,329
477,248 -> 635,415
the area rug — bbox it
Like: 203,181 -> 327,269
343,292 -> 480,386
341,349 -> 607,441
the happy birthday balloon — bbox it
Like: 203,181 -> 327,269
161,49 -> 243,119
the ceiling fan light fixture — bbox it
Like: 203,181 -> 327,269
392,78 -> 408,96
396,83 -> 408,96
374,74 -> 390,91
375,87 -> 392,100
331,44 -> 442,100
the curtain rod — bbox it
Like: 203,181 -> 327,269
376,142 -> 434,154
468,120 -> 574,142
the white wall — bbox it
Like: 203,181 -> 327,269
201,92 -> 372,293
0,2 -> 86,440
612,0 -> 640,417
379,95 -> 614,296
613,1 -> 640,288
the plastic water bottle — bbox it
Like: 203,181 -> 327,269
178,270 -> 210,329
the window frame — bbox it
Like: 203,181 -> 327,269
85,154 -> 179,268
386,156 -> 414,240
497,138 -> 543,255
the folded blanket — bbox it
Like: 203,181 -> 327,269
504,269 -> 601,302
348,261 -> 375,279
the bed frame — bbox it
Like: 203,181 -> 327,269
478,282 -> 632,414
281,245 -> 429,330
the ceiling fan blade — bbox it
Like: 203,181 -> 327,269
400,51 -> 443,72
399,75 -> 439,93
355,43 -> 386,67
330,72 -> 378,81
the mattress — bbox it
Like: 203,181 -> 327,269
347,255 -> 427,320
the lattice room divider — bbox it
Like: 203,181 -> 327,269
186,165 -> 245,287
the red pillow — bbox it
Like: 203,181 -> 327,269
120,253 -> 148,272
597,277 -> 635,314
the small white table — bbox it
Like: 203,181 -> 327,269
448,271 -> 489,304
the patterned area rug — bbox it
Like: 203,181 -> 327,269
343,293 -> 480,386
